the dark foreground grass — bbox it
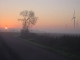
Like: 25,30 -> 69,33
13,34 -> 80,60
9,32 -> 79,60
0,33 -> 23,60
0,35 -> 10,60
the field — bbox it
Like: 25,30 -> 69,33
0,35 -> 9,60
10,32 -> 80,60
0,33 -> 22,60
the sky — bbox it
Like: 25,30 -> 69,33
0,0 -> 80,32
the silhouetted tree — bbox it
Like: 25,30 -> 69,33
18,10 -> 37,37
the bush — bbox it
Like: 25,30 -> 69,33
27,34 -> 80,56
21,29 -> 37,39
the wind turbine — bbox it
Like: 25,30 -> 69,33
71,10 -> 76,29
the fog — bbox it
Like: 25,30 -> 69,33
0,28 -> 80,34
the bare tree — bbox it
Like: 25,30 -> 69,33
18,10 -> 37,31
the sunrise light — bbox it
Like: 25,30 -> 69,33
5,25 -> 8,30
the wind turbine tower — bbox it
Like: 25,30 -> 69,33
72,10 -> 76,29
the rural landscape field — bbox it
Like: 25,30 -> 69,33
0,0 -> 80,60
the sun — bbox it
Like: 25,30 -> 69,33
5,26 -> 8,29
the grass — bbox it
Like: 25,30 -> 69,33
0,35 -> 10,60
0,33 -> 23,60
10,32 -> 80,60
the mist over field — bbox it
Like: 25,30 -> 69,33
0,28 -> 80,35
0,0 -> 80,60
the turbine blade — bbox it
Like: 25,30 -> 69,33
73,9 -> 75,17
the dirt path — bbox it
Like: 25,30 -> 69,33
1,32 -> 72,60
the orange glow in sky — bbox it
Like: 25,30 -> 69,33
0,0 -> 80,31
5,26 -> 8,30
